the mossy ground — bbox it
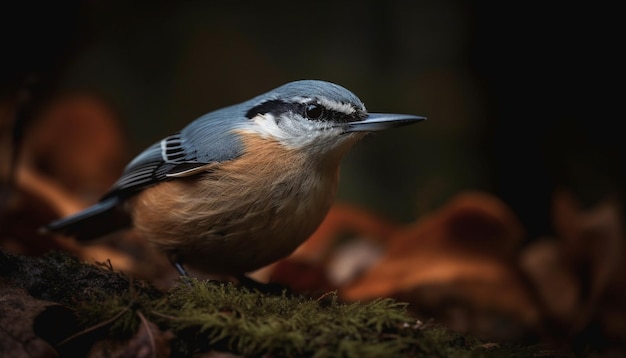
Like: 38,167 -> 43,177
0,250 -> 544,357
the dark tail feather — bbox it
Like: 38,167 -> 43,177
41,197 -> 132,241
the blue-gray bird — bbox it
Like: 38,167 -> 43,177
43,80 -> 425,277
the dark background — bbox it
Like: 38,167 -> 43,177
1,0 -> 621,240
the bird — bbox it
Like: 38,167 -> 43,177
43,80 -> 425,279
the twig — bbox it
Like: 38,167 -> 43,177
57,304 -> 131,347
136,310 -> 157,358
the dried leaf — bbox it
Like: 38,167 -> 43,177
341,192 -> 539,336
118,312 -> 173,358
290,203 -> 397,261
519,239 -> 580,321
261,203 -> 397,290
552,190 -> 624,308
2,91 -> 127,260
544,189 -> 626,339
388,191 -> 524,258
0,282 -> 60,358
19,92 -> 126,199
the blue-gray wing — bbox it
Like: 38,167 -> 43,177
102,108 -> 246,199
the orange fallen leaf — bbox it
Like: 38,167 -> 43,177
341,191 -> 539,336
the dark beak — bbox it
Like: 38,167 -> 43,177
345,113 -> 426,132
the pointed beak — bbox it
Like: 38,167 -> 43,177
345,113 -> 426,132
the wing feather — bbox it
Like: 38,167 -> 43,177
101,103 -> 247,200
105,136 -> 239,200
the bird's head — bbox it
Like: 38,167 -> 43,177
238,80 -> 425,156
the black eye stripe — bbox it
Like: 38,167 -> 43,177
245,100 -> 295,119
246,99 -> 363,123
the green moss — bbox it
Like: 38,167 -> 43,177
1,250 -> 545,357
151,280 -> 418,356
72,280 -> 540,357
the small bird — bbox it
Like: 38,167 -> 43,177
43,80 -> 425,278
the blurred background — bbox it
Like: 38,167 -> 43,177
2,0 -> 622,228
1,0 -> 623,355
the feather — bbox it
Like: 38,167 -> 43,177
41,197 -> 131,240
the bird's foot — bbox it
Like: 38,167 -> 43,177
235,275 -> 293,296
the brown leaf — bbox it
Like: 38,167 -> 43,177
551,190 -> 624,308
290,203 -> 398,261
342,192 -> 527,295
0,281 -> 61,358
77,310 -> 174,358
2,91 -> 128,259
118,312 -> 173,358
341,192 -> 539,337
19,92 -> 127,200
389,191 -> 525,258
259,203 -> 397,290
519,239 -> 580,322
511,189 -> 626,346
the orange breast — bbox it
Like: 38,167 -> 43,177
131,133 -> 346,275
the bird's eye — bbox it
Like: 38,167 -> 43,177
305,104 -> 325,120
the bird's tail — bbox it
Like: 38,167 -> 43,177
41,197 -> 132,241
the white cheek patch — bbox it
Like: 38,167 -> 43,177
240,113 -> 343,150
241,113 -> 298,146
251,113 -> 286,139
